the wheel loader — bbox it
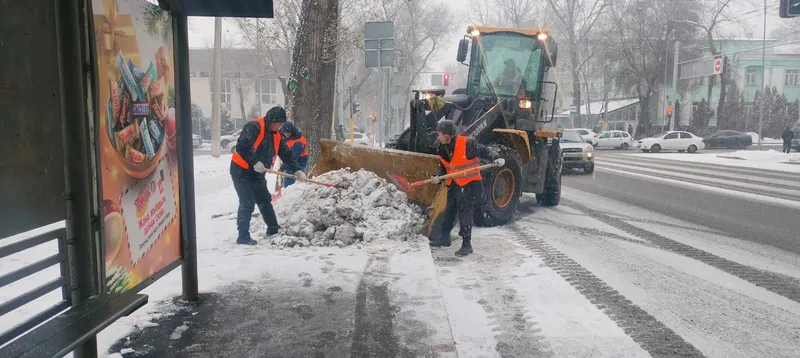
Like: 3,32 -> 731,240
311,25 -> 563,240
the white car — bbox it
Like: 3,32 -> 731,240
597,130 -> 634,150
346,132 -> 372,146
220,130 -> 241,150
192,133 -> 202,148
574,128 -> 599,147
561,130 -> 595,174
639,131 -> 705,153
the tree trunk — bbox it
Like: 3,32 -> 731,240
571,56 -> 582,127
289,0 -> 339,168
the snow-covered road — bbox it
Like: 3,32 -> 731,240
5,151 -> 800,357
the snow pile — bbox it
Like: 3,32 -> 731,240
269,168 -> 426,247
716,149 -> 800,163
746,132 -> 784,145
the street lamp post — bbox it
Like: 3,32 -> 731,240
758,0 -> 766,146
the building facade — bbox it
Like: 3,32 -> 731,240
668,39 -> 800,128
188,48 -> 289,129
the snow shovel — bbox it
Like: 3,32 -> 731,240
264,168 -> 336,188
387,162 -> 500,194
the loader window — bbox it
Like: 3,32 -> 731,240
468,33 -> 544,99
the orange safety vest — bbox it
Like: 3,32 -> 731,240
231,117 -> 282,170
440,136 -> 481,186
285,135 -> 309,157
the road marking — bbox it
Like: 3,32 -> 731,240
595,167 -> 800,211
596,160 -> 800,199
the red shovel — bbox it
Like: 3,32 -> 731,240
387,162 -> 500,194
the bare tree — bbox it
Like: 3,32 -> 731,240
671,0 -> 743,129
546,0 -> 606,122
468,0 -> 550,28
234,1 -> 301,111
601,0 -> 700,136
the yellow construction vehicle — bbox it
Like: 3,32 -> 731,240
312,25 -> 563,240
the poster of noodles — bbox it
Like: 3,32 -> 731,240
92,0 -> 181,294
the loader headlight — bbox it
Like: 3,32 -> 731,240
518,99 -> 532,109
537,33 -> 548,41
470,29 -> 480,37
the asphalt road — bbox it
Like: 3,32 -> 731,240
563,152 -> 800,254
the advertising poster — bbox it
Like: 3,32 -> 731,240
92,0 -> 181,294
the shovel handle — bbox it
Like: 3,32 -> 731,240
411,162 -> 500,187
264,169 -> 334,188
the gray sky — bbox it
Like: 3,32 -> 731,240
186,0 -> 789,72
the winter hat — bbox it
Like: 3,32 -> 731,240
265,106 -> 287,125
436,119 -> 456,135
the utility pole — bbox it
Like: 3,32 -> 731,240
211,17 -> 222,157
671,40 -> 680,131
758,0 -> 766,146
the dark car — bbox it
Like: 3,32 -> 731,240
792,137 -> 800,151
702,130 -> 752,149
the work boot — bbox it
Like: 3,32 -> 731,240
455,238 -> 472,257
236,238 -> 258,245
266,226 -> 281,236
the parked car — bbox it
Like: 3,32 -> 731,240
346,131 -> 372,146
792,137 -> 800,151
597,130 -> 634,150
702,130 -> 752,148
561,130 -> 595,173
639,131 -> 705,153
192,133 -> 202,148
220,130 -> 241,150
574,128 -> 599,147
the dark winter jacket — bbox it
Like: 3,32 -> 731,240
783,128 -> 795,143
279,122 -> 309,170
436,136 -> 499,207
230,118 -> 301,180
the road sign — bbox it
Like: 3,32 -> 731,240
713,58 -> 723,74
570,105 -> 577,114
365,21 -> 394,68
679,56 -> 726,79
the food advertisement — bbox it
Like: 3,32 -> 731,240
92,0 -> 181,294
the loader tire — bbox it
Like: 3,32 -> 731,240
536,142 -> 562,207
474,147 -> 522,227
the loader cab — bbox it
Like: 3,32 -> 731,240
457,26 -> 558,126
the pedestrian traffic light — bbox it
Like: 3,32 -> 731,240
667,105 -> 673,118
443,73 -> 450,86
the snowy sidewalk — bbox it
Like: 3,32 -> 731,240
106,240 -> 457,357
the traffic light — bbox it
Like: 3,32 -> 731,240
780,0 -> 800,18
351,102 -> 361,115
667,105 -> 673,118
443,73 -> 450,86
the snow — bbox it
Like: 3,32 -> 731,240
630,150 -> 800,173
747,132 -> 785,145
522,193 -> 800,358
434,226 -> 648,357
266,169 -> 426,247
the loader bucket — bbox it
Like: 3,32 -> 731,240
311,139 -> 442,205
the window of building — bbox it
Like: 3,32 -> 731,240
785,70 -> 799,86
256,78 -> 277,104
221,78 -> 232,104
745,68 -> 757,85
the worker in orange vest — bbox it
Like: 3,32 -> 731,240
429,119 -> 504,256
278,121 -> 309,188
230,106 -> 306,245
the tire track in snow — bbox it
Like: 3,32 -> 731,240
433,248 -> 554,357
563,199 -> 800,304
507,224 -> 704,358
